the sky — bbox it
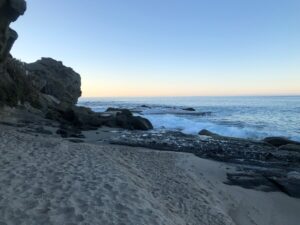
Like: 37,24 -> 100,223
11,0 -> 300,97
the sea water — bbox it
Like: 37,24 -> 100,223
79,96 -> 300,141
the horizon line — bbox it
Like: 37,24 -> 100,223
79,94 -> 300,99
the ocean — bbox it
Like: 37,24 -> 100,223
79,96 -> 300,141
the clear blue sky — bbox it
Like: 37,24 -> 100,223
11,0 -> 300,97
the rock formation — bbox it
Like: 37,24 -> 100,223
263,136 -> 300,147
105,108 -> 153,130
0,0 -> 29,106
0,0 -> 153,132
0,0 -> 26,63
26,58 -> 81,106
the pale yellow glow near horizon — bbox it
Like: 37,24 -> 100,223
81,77 -> 300,97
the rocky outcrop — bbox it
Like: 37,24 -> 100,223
26,58 -> 81,106
198,129 -> 220,137
0,57 -> 39,107
0,0 -> 28,106
0,0 -> 26,63
263,137 -> 300,147
1,56 -> 154,132
110,130 -> 300,198
104,108 -> 153,130
0,0 -> 153,132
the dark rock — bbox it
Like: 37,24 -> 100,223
225,173 -> 277,192
267,176 -> 300,198
0,0 -> 26,63
0,55 -> 40,107
225,170 -> 300,198
111,130 -> 300,166
279,144 -> 300,152
109,129 -> 300,197
263,137 -> 300,147
60,108 -> 79,124
0,1 -> 152,133
104,108 -> 153,130
26,58 -> 81,106
106,108 -> 132,116
198,129 -> 219,137
131,116 -> 153,130
0,0 -> 31,107
141,105 -> 151,108
182,107 -> 196,111
50,105 -> 150,132
72,106 -> 103,129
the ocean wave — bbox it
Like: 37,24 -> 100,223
79,96 -> 300,142
145,114 -> 300,141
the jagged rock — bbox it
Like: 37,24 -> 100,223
26,58 -> 81,106
9,0 -> 27,17
263,137 -> 300,147
0,0 -> 26,63
0,0 -> 28,106
182,107 -> 196,111
0,2 -> 152,132
0,58 -> 39,107
198,129 -> 219,137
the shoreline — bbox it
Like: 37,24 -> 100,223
1,107 -> 300,198
78,96 -> 300,143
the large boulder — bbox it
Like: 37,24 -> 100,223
263,137 -> 300,147
105,108 -> 153,130
26,58 -> 81,106
131,116 -> 153,130
71,106 -> 104,129
198,129 -> 220,137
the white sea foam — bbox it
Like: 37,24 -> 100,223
144,114 -> 298,141
79,96 -> 300,141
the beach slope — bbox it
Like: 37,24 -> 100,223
1,125 -> 300,225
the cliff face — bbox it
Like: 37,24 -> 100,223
0,0 -> 26,63
0,1 -> 81,108
0,0 -> 28,106
0,0 -> 153,131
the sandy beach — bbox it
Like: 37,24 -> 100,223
1,124 -> 299,225
1,0 -> 300,224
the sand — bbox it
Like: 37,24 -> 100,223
0,125 -> 300,225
